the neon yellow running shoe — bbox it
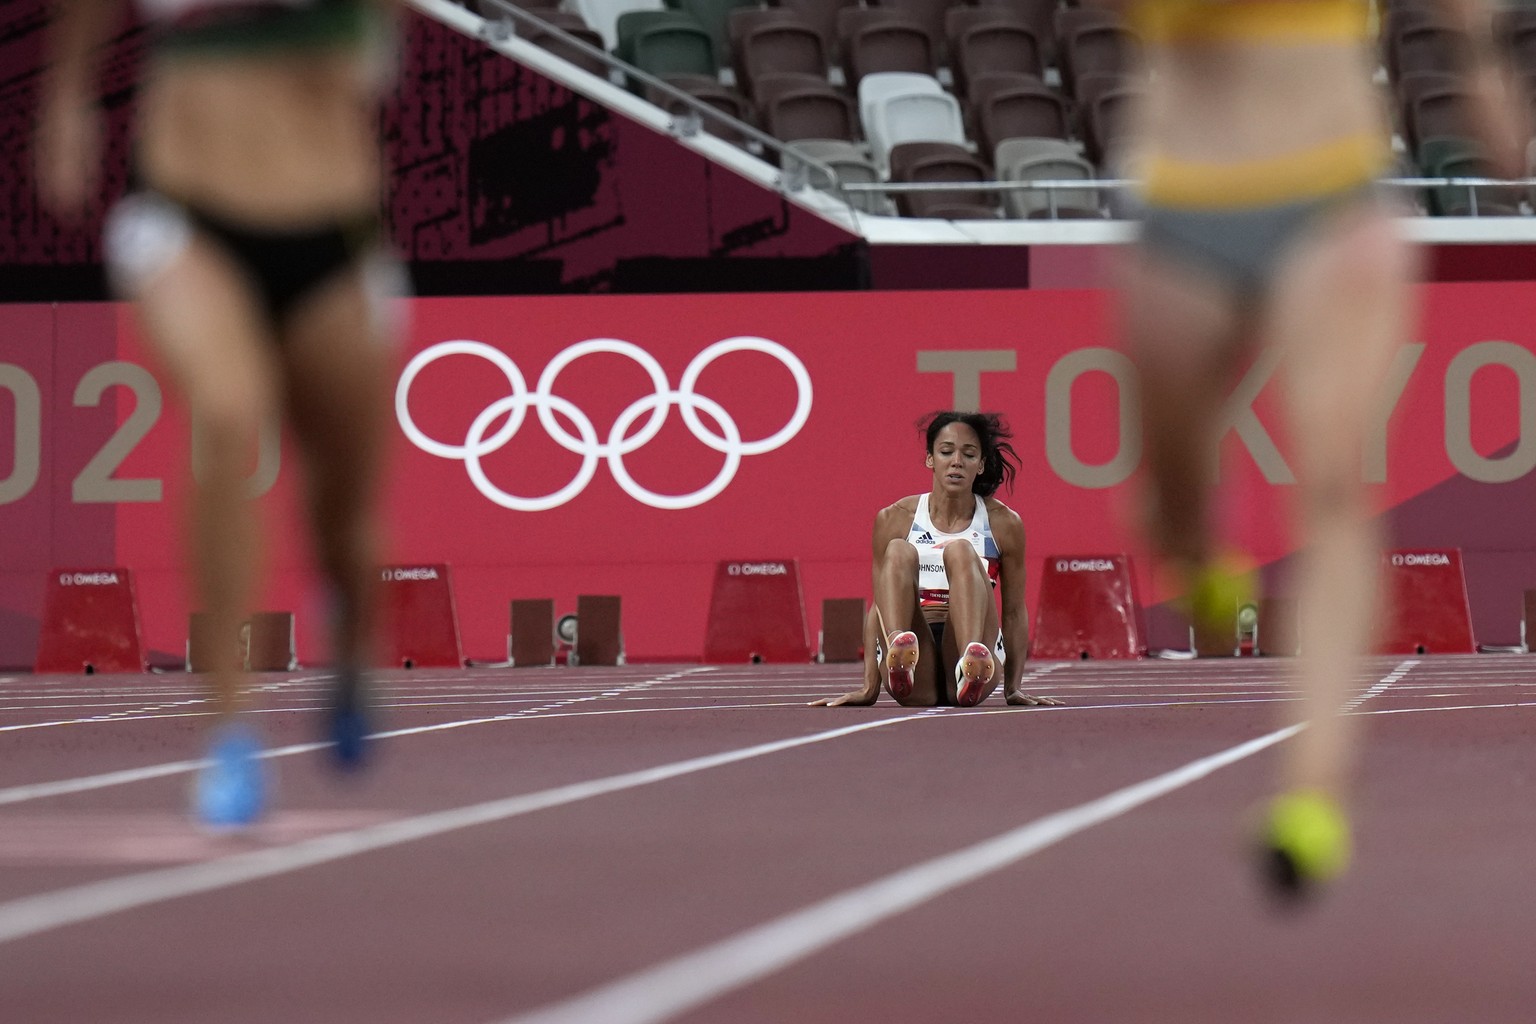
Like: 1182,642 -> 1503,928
1260,789 -> 1351,899
1186,554 -> 1258,655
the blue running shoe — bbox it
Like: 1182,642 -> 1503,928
195,722 -> 266,829
325,667 -> 371,771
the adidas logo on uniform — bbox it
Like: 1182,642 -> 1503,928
915,531 -> 935,544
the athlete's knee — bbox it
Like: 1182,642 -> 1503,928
1299,466 -> 1367,522
191,387 -> 271,457
1319,213 -> 1411,297
883,539 -> 918,572
942,540 -> 982,575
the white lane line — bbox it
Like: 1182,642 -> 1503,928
0,702 -> 207,713
487,662 -> 1418,1024
0,694 -> 1316,809
0,760 -> 212,809
0,670 -> 697,806
0,661 -> 1425,809
0,702 -> 214,734
0,669 -> 714,735
490,724 -> 1305,1024
1355,700 -> 1536,716
1343,660 -> 1414,711
0,715 -> 936,946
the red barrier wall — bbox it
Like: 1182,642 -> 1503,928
4,284 -> 1536,667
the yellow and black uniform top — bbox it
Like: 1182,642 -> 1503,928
1128,0 -> 1388,209
1127,0 -> 1372,45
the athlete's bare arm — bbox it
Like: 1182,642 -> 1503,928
36,0 -> 125,215
991,502 -> 1060,707
809,501 -> 915,707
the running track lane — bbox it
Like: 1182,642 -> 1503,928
0,658 -> 1531,1022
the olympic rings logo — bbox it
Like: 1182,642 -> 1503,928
395,337 -> 813,511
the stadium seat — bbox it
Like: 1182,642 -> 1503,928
770,0 -> 860,61
733,15 -> 827,99
945,4 -> 1026,44
1054,4 -> 1124,37
872,92 -> 964,174
871,0 -> 960,63
838,9 -> 936,90
972,74 -> 1072,156
995,137 -> 1101,219
758,73 -> 859,143
647,73 -> 753,140
616,10 -> 718,87
728,4 -> 808,46
1408,83 -> 1474,159
888,141 -> 995,218
973,0 -> 1059,66
1072,70 -> 1133,136
1382,4 -> 1456,81
948,13 -> 1043,99
1420,137 -> 1522,216
858,71 -> 944,135
787,138 -> 892,214
1058,14 -> 1138,100
865,86 -> 967,172
514,10 -> 610,76
572,0 -> 667,50
667,0 -> 758,64
1392,24 -> 1464,79
1395,70 -> 1459,154
1082,81 -> 1140,168
1506,15 -> 1536,77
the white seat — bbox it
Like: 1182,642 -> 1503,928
866,88 -> 965,172
995,138 -> 1100,219
566,0 -> 666,50
788,139 -> 892,215
856,71 -> 943,135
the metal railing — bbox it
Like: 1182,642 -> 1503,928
841,175 -> 1536,219
473,0 -> 858,218
463,3 -> 1536,224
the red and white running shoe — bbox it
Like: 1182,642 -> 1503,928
884,630 -> 919,700
955,642 -> 995,706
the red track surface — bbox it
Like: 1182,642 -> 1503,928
0,655 -> 1532,1023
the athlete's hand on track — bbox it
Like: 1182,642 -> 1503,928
809,689 -> 878,707
1006,690 -> 1064,707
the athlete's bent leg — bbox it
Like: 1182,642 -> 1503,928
1262,200 -> 1416,893
874,540 -> 941,705
1120,250 -> 1248,571
941,542 -> 1001,705
281,265 -> 396,765
131,239 -> 280,825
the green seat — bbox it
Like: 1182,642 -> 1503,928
615,10 -> 687,63
616,10 -> 717,91
669,0 -> 758,62
1418,136 -> 1519,216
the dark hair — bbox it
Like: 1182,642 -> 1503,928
919,411 -> 1020,498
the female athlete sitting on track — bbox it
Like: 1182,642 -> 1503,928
812,411 -> 1062,709
37,0 -> 404,825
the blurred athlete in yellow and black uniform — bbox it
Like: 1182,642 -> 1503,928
37,0 -> 405,825
1104,0 -> 1525,897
